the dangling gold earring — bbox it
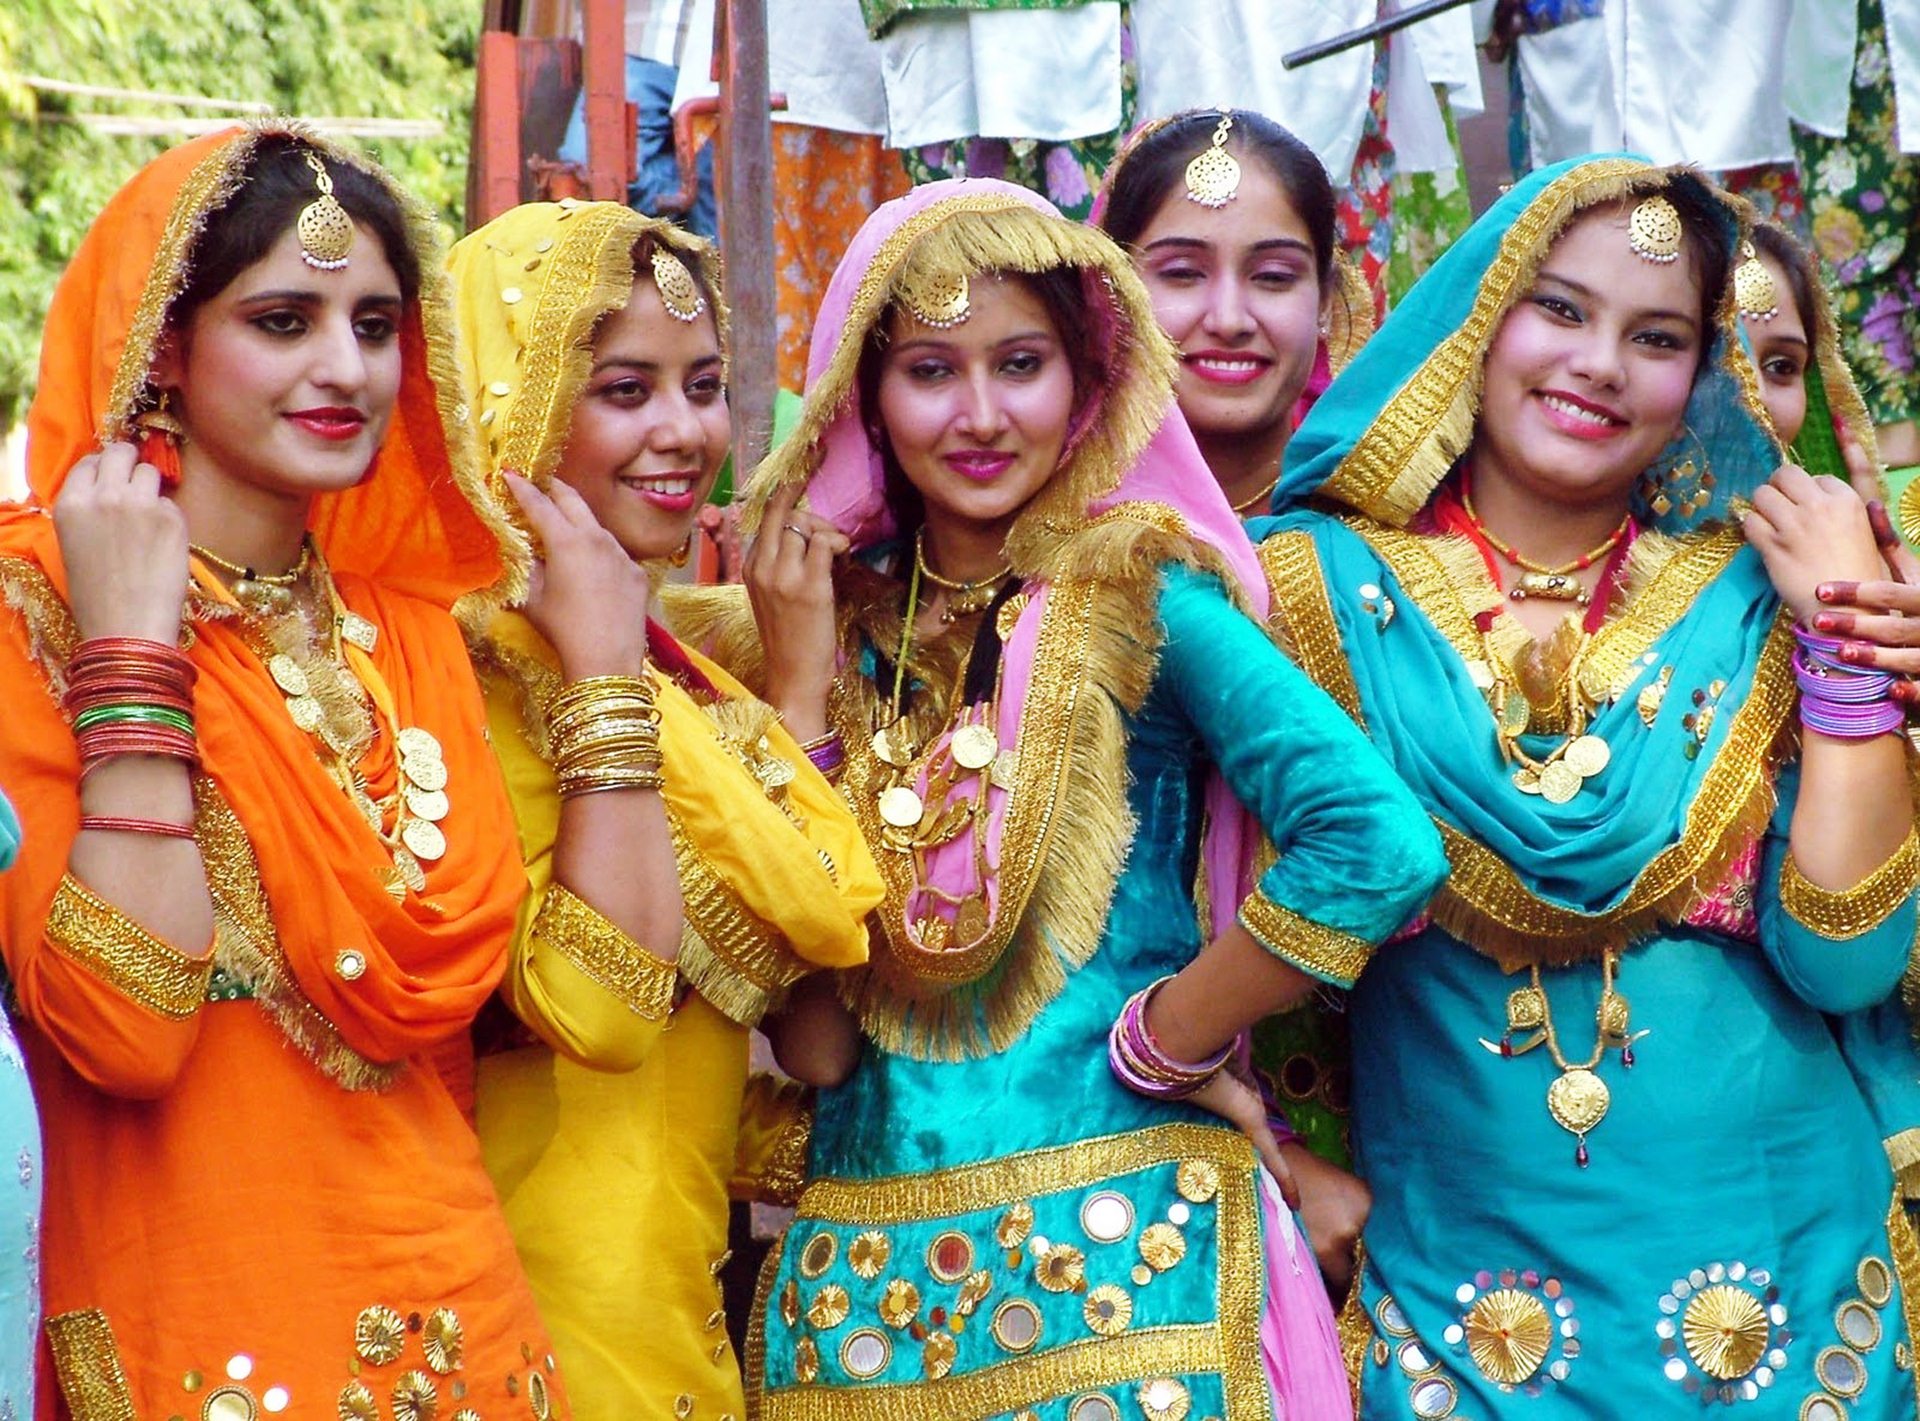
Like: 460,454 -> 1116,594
133,389 -> 186,484
668,534 -> 692,568
1637,424 -> 1716,521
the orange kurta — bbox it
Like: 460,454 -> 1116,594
0,126 -> 566,1421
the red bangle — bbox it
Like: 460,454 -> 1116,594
78,815 -> 196,839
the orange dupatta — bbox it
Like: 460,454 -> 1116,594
0,125 -> 532,1079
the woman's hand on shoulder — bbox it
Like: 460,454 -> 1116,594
506,472 -> 651,679
53,441 -> 189,643
1808,497 -> 1920,685
1743,458 -> 1884,624
743,482 -> 848,740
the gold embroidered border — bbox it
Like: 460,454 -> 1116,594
45,1308 -> 136,1421
46,875 -> 211,1019
1258,532 -> 1364,724
1884,1189 -> 1920,1397
756,1122 -> 1268,1421
669,810 -> 814,1025
1324,158 -> 1771,527
1238,891 -> 1372,987
758,1099 -> 815,1209
1336,1244 -> 1371,1412
532,883 -> 676,1020
1430,619 -> 1797,966
1780,830 -> 1920,941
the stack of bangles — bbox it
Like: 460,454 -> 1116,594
548,674 -> 664,798
1794,626 -> 1905,739
1109,975 -> 1232,1101
63,636 -> 199,839
797,730 -> 845,780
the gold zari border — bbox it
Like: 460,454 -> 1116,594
1884,1189 -> 1920,1385
532,883 -> 677,1020
46,874 -> 211,1019
1259,532 -> 1364,724
46,1309 -> 137,1421
1780,830 -> 1920,942
1238,891 -> 1372,987
755,1122 -> 1268,1421
1887,1128 -> 1920,1202
758,1100 -> 814,1209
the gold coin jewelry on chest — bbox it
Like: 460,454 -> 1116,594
1478,950 -> 1647,1166
1484,631 -> 1612,803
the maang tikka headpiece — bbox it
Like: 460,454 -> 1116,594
1626,194 -> 1682,265
296,150 -> 355,272
1732,241 -> 1780,322
1184,112 -> 1242,208
649,246 -> 709,323
893,266 -> 971,329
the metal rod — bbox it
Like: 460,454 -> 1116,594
1281,0 -> 1476,69
717,0 -> 779,480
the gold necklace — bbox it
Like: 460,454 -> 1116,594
1479,950 -> 1643,1166
189,537 -> 314,587
1484,631 -> 1612,803
1229,474 -> 1280,518
915,530 -> 1011,623
1461,484 -> 1631,605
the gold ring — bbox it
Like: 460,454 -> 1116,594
783,523 -> 810,540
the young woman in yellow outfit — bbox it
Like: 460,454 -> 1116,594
447,200 -> 883,1421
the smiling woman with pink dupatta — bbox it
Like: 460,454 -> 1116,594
668,178 -> 1446,1419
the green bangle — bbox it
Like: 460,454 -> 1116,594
73,704 -> 195,734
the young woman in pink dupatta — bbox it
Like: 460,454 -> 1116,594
669,178 -> 1446,1420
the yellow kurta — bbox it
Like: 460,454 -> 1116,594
472,613 -> 879,1421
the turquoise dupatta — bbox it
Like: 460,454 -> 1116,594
1253,155 -> 1794,966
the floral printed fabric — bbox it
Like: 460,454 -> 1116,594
1792,0 -> 1917,426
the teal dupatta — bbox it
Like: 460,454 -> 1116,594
1253,155 -> 1794,966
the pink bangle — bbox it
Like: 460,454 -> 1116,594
1108,976 -> 1232,1101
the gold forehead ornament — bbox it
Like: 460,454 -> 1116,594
1184,112 -> 1241,208
649,247 -> 708,323
296,150 -> 355,272
1626,195 -> 1682,265
894,266 -> 971,329
1732,241 -> 1780,322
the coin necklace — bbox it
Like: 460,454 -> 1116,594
216,548 -> 452,897
1478,950 -> 1645,1166
1461,481 -> 1632,606
1486,631 -> 1612,803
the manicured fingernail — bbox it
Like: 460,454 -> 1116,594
1840,642 -> 1874,664
1813,612 -> 1852,633
1893,681 -> 1917,704
1817,581 -> 1859,603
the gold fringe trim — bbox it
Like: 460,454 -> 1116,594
740,196 -> 1177,585
660,583 -> 766,695
1326,252 -> 1377,378
45,1309 -> 136,1421
1780,829 -> 1920,942
45,875 -> 210,1019
1887,1129 -> 1920,1202
196,778 -> 401,1091
756,1123 -> 1270,1421
1259,531 -> 1365,724
532,883 -> 677,1019
1325,159 -> 1768,527
1238,891 -> 1372,987
1336,1243 -> 1371,1414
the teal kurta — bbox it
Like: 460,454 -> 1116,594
749,565 -> 1447,1421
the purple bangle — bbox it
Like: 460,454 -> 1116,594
800,731 -> 846,776
1800,693 -> 1906,739
1793,648 -> 1894,703
1108,978 -> 1233,1101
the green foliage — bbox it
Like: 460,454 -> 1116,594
0,0 -> 478,429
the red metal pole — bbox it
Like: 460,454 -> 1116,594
717,0 -> 778,477
473,30 -> 524,225
582,0 -> 626,201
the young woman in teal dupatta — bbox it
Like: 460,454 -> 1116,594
1253,156 -> 1920,1419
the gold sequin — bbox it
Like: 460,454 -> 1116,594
337,1382 -> 378,1421
390,1370 -> 437,1421
779,1280 -> 801,1329
1137,1377 -> 1192,1421
954,1271 -> 993,1318
807,1286 -> 851,1330
995,1202 -> 1034,1249
1463,1288 -> 1552,1385
1176,1161 -> 1220,1203
794,1335 -> 820,1385
847,1231 -> 892,1281
526,1368 -> 551,1419
1138,1223 -> 1187,1272
1083,1285 -> 1134,1337
674,1396 -> 694,1419
1683,1285 -> 1771,1380
922,1329 -> 958,1380
354,1305 -> 407,1367
422,1309 -> 463,1375
1035,1243 -> 1088,1293
878,1280 -> 921,1330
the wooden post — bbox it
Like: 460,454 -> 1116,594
716,0 -> 779,479
582,0 -> 626,201
472,30 -> 524,225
